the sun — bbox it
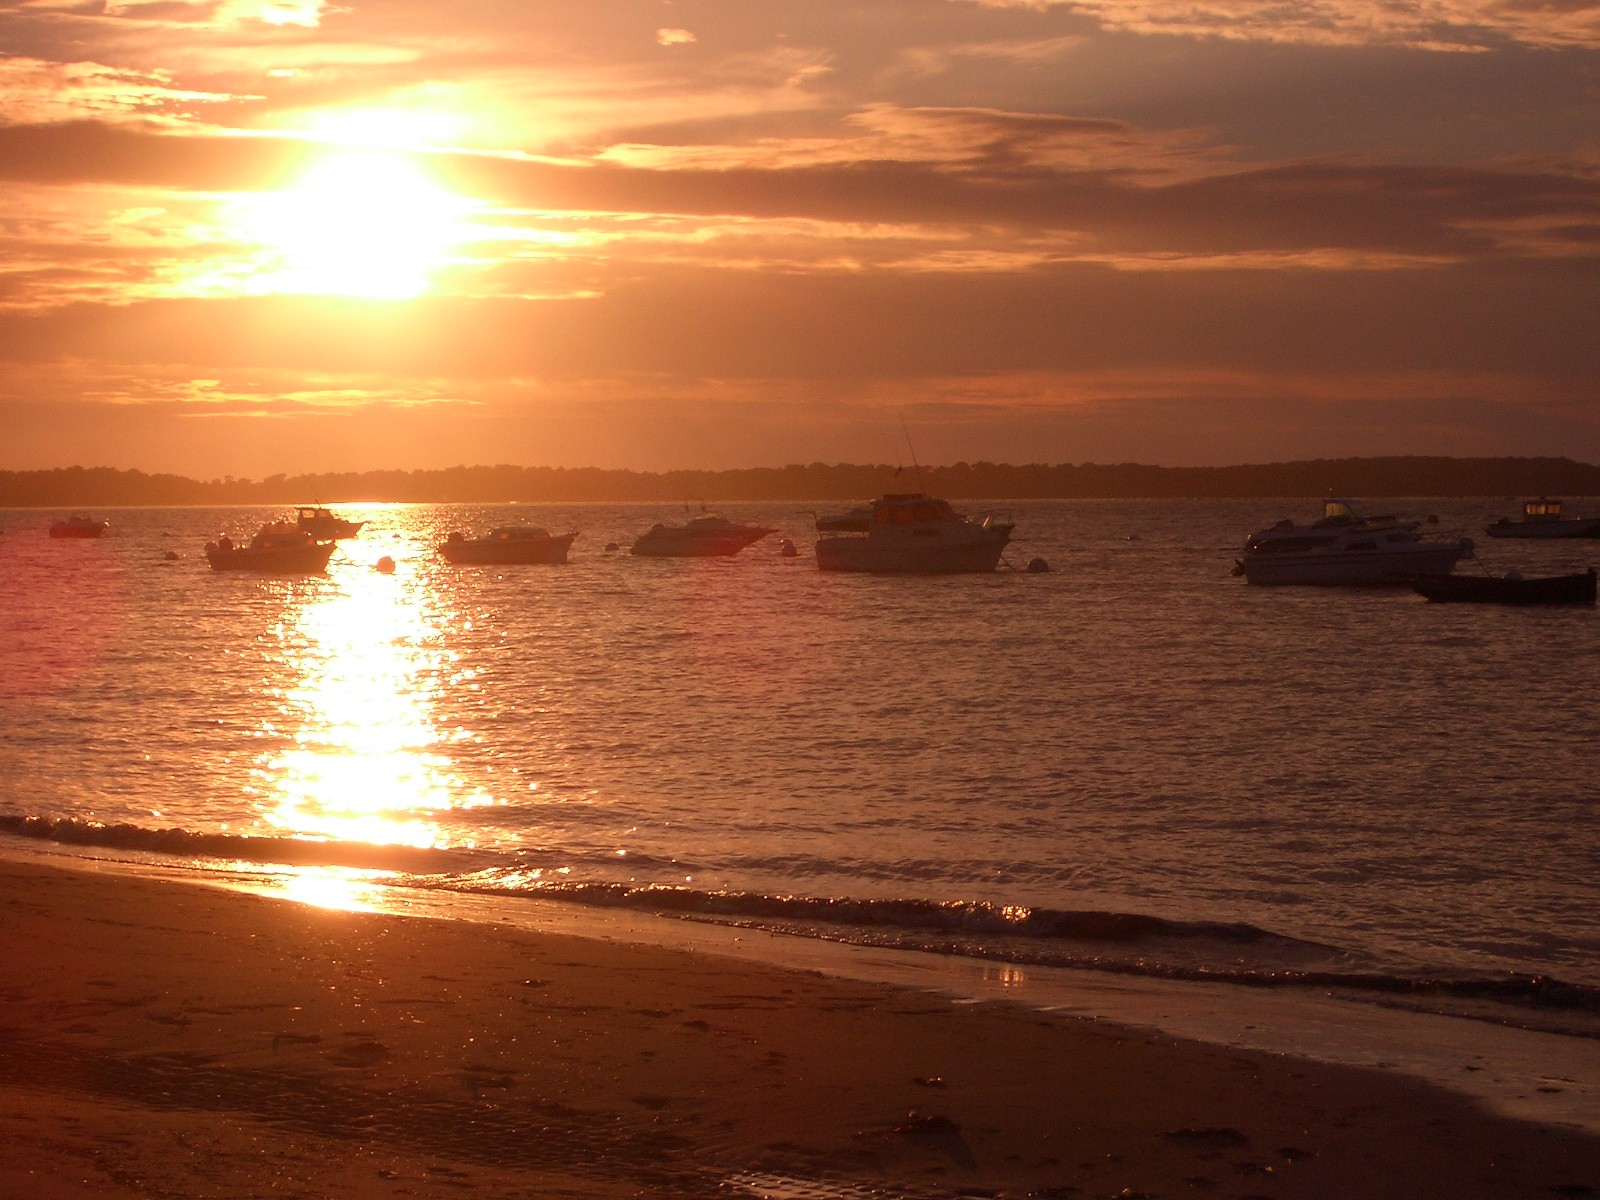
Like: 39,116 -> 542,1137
233,148 -> 477,299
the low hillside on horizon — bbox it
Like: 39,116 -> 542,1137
4,456 -> 1600,507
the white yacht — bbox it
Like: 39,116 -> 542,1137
814,493 -> 1013,573
1233,498 -> 1473,586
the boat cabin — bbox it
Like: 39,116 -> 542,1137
872,494 -> 957,524
1522,498 -> 1563,521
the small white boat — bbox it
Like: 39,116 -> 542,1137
439,526 -> 576,564
630,512 -> 774,558
49,514 -> 109,539
1484,498 -> 1600,539
1233,499 -> 1473,586
294,505 -> 364,540
205,524 -> 336,573
814,493 -> 1013,573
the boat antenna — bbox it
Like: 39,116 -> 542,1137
899,416 -> 926,492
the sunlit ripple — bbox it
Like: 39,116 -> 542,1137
276,866 -> 391,913
256,551 -> 494,849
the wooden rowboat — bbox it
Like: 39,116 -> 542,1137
1411,568 -> 1596,606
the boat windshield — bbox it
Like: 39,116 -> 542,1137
1322,499 -> 1359,522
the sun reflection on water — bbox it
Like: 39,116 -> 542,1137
255,551 -> 491,849
276,866 -> 391,913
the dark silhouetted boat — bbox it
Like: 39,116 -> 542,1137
1484,498 -> 1600,539
630,511 -> 773,557
815,492 -> 1014,573
1410,568 -> 1596,606
439,526 -> 576,564
205,524 -> 336,573
294,505 -> 364,540
49,514 -> 109,539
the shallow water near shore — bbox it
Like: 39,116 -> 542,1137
3,498 -> 1598,1041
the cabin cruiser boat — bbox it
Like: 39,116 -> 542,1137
1233,499 -> 1473,586
205,524 -> 336,573
294,505 -> 364,540
49,514 -> 109,539
439,526 -> 577,564
814,493 -> 1013,573
1484,498 -> 1600,539
630,512 -> 774,557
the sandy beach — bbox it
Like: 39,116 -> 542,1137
2,856 -> 1597,1200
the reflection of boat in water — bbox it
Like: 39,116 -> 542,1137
814,493 -> 1013,573
1484,498 -> 1600,539
49,514 -> 109,539
294,505 -> 364,540
630,512 -> 774,557
1411,568 -> 1596,606
1233,499 -> 1473,587
205,524 -> 336,573
439,527 -> 577,564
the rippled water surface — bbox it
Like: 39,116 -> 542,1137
3,499 -> 1598,1021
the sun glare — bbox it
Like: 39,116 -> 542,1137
233,148 -> 477,298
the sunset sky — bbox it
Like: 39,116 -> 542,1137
1,0 -> 1597,476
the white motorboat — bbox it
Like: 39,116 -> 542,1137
1484,498 -> 1600,539
1233,499 -> 1473,586
205,524 -> 336,573
439,526 -> 576,564
814,493 -> 1013,573
630,512 -> 774,557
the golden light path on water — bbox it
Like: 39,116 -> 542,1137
252,545 -> 494,869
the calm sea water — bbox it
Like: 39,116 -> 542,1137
3,499 -> 1598,1032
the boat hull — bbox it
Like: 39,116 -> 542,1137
1236,542 -> 1472,586
815,529 -> 1012,574
49,522 -> 108,539
1484,519 -> 1600,539
1411,569 -> 1597,606
206,543 -> 336,573
630,529 -> 772,557
440,532 -> 576,564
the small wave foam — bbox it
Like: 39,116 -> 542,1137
0,813 -> 468,874
449,874 -> 1600,1028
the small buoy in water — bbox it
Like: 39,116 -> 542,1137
779,538 -> 797,557
162,550 -> 180,561
605,541 -> 619,552
375,555 -> 396,574
1027,557 -> 1051,573
1426,514 -> 1439,525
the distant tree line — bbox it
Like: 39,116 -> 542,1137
3,457 -> 1599,507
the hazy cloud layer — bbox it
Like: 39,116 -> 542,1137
0,0 -> 1595,471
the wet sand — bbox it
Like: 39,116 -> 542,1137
2,856 -> 1597,1199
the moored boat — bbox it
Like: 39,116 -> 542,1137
814,492 -> 1013,573
1233,498 -> 1473,587
294,505 -> 364,540
205,524 -> 336,573
630,512 -> 774,558
1484,498 -> 1600,539
49,514 -> 109,539
1411,568 -> 1596,606
439,526 -> 577,565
